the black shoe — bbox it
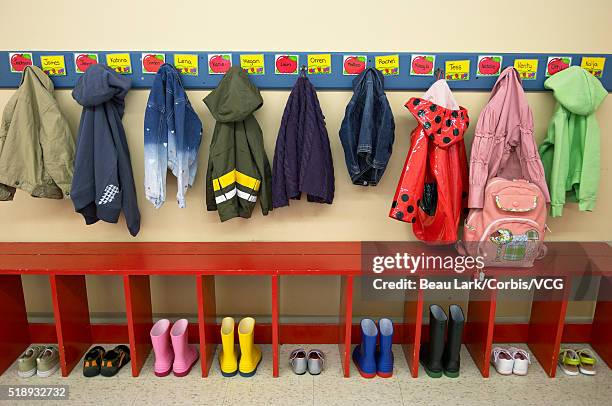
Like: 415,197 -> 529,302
83,346 -> 105,377
442,304 -> 464,378
100,345 -> 131,377
420,305 -> 447,378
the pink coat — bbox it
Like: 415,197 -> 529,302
468,68 -> 550,208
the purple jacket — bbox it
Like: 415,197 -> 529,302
468,67 -> 550,208
272,74 -> 334,208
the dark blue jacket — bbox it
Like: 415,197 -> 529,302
272,74 -> 334,208
339,68 -> 395,186
144,64 -> 202,209
71,64 -> 140,236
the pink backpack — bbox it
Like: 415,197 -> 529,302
460,177 -> 547,267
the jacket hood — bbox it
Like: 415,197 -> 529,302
20,65 -> 54,92
353,67 -> 385,96
422,79 -> 459,110
204,66 -> 263,123
72,64 -> 131,108
544,66 -> 607,116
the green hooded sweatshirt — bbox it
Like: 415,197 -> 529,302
539,66 -> 607,217
204,66 -> 272,221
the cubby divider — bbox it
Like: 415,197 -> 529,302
49,274 -> 92,377
0,275 -> 30,375
401,276 -> 423,377
196,275 -> 217,377
123,275 -> 153,377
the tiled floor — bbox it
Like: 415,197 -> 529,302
0,343 -> 609,406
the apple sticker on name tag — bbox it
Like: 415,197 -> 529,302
477,55 -> 502,76
410,55 -> 435,76
275,55 -> 298,74
74,53 -> 98,73
546,57 -> 571,77
208,54 -> 232,75
142,53 -> 165,74
343,55 -> 366,75
9,52 -> 33,73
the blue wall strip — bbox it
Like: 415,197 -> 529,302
0,51 -> 609,91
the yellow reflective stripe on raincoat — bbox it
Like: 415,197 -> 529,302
212,169 -> 261,192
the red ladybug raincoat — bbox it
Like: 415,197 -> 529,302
389,96 -> 469,243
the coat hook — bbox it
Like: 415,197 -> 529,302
300,65 -> 308,76
434,68 -> 444,81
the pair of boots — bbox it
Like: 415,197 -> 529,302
352,318 -> 394,378
420,304 -> 464,378
150,319 -> 199,377
219,317 -> 262,377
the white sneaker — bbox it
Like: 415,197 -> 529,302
508,347 -> 531,376
491,347 -> 514,375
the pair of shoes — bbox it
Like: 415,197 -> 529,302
558,348 -> 597,376
352,318 -> 394,378
420,304 -> 464,378
150,319 -> 199,377
219,317 -> 262,378
83,345 -> 131,377
491,347 -> 530,375
17,345 -> 59,378
290,349 -> 325,375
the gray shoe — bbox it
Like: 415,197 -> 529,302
290,349 -> 307,375
17,345 -> 44,378
307,349 -> 325,375
36,346 -> 60,377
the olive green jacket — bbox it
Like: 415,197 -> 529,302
204,66 -> 272,221
0,66 -> 74,200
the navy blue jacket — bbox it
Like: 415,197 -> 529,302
339,68 -> 395,186
144,64 -> 202,209
272,74 -> 334,208
71,64 -> 141,236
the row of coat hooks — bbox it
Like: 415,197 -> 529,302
0,51 -> 609,91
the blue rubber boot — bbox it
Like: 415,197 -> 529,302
352,319 -> 378,378
376,318 -> 394,378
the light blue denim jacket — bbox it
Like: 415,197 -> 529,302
144,64 -> 202,208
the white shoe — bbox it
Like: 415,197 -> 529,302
508,347 -> 531,376
491,347 -> 514,375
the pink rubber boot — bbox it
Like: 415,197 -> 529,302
150,319 -> 174,377
170,319 -> 199,377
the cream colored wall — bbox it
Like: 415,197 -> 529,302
3,0 -> 611,323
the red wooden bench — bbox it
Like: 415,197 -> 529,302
0,242 -> 610,379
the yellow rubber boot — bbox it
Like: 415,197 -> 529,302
219,317 -> 238,377
238,317 -> 262,377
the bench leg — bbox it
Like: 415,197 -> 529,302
0,275 -> 30,375
124,275 -> 153,377
50,274 -> 92,377
465,280 -> 497,378
272,275 -> 280,378
402,276 -> 423,378
338,275 -> 353,378
527,276 -> 569,377
197,275 -> 217,377
591,275 -> 612,368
